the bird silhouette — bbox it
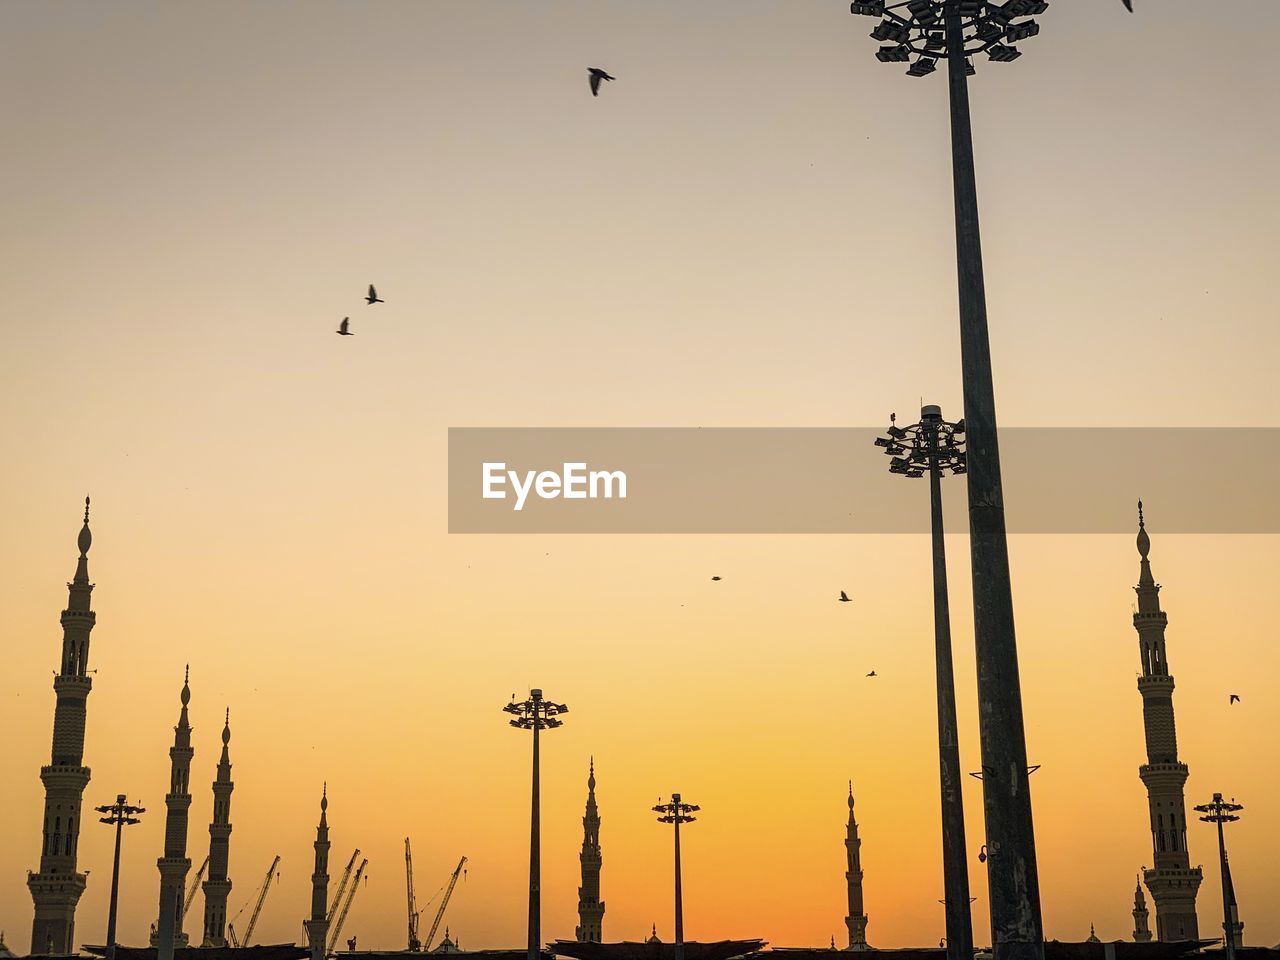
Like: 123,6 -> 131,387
711,575 -> 722,581
336,317 -> 353,336
1229,694 -> 1241,704
866,670 -> 877,678
839,591 -> 852,603
588,68 -> 615,97
365,284 -> 384,304
1121,0 -> 1133,9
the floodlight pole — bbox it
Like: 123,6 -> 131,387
654,795 -> 699,960
944,8 -> 1044,959
504,689 -> 568,960
876,406 -> 973,960
1195,793 -> 1244,960
97,795 -> 145,960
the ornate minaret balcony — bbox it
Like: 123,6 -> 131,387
29,499 -> 97,956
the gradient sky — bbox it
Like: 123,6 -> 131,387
3,0 -> 1279,954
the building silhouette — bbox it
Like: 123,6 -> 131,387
152,669 -> 196,955
1133,504 -> 1202,940
202,712 -> 235,946
27,500 -> 96,955
1132,877 -> 1153,943
844,783 -> 869,950
575,758 -> 604,943
304,787 -> 331,960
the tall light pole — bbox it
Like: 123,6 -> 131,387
848,4 -> 1053,957
96,795 -> 145,960
876,405 -> 972,960
1194,793 -> 1245,960
504,689 -> 568,960
654,794 -> 699,960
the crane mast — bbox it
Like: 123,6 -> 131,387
406,838 -> 421,952
328,849 -> 361,923
423,857 -> 467,951
182,855 -> 210,922
243,855 -> 281,945
327,857 -> 368,953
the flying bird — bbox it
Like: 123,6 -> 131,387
711,576 -> 722,581
866,670 -> 877,678
1229,694 -> 1241,704
839,591 -> 852,603
588,68 -> 615,97
1121,0 -> 1133,9
336,317 -> 353,336
365,284 -> 384,304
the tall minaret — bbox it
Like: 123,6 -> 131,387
575,758 -> 604,942
153,668 -> 196,958
1133,503 -> 1202,941
28,498 -> 97,955
844,783 -> 869,950
304,786 -> 331,960
201,711 -> 235,946
1132,876 -> 1153,942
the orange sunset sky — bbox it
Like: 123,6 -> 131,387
2,0 -> 1279,954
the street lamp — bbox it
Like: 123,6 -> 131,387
1194,793 -> 1245,960
848,5 -> 1056,958
876,405 -> 972,960
504,689 -> 568,960
653,795 -> 699,960
96,795 -> 145,960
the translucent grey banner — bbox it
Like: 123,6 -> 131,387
447,428 -> 1280,534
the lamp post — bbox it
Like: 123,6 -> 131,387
876,405 -> 972,960
848,4 -> 1056,957
1194,793 -> 1245,960
96,795 -> 145,960
654,795 -> 699,960
504,689 -> 568,960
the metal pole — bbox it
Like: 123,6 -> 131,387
927,422 -> 974,960
673,811 -> 685,960
1217,819 -> 1234,960
529,719 -> 541,960
106,812 -> 124,960
944,7 -> 1043,958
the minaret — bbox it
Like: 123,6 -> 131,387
153,668 -> 196,958
844,783 -> 869,950
1132,876 -> 1153,942
1133,503 -> 1202,941
304,786 -> 331,960
201,710 -> 235,946
28,498 -> 97,955
575,758 -> 604,942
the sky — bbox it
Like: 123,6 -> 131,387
2,0 -> 1280,954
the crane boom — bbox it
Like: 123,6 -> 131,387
328,849 -> 361,923
243,855 -> 281,945
423,857 -> 467,951
405,838 -> 421,951
182,856 -> 210,921
327,857 -> 367,953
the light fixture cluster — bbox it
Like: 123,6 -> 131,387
874,409 -> 967,479
850,0 -> 1047,77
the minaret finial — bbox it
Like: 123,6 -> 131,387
77,497 -> 93,557
1136,500 -> 1151,561
180,665 -> 191,707
84,496 -> 91,524
848,780 -> 855,809
1138,499 -> 1145,529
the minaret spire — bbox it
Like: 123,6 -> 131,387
28,500 -> 98,954
153,669 -> 196,958
305,786 -> 332,960
201,710 -> 235,946
575,757 -> 604,942
844,782 -> 869,950
1132,503 -> 1201,941
1132,875 -> 1153,942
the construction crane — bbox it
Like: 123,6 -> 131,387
423,857 -> 467,952
327,857 -> 367,954
328,850 -> 361,923
405,839 -> 421,952
181,855 -> 210,922
227,855 -> 280,948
